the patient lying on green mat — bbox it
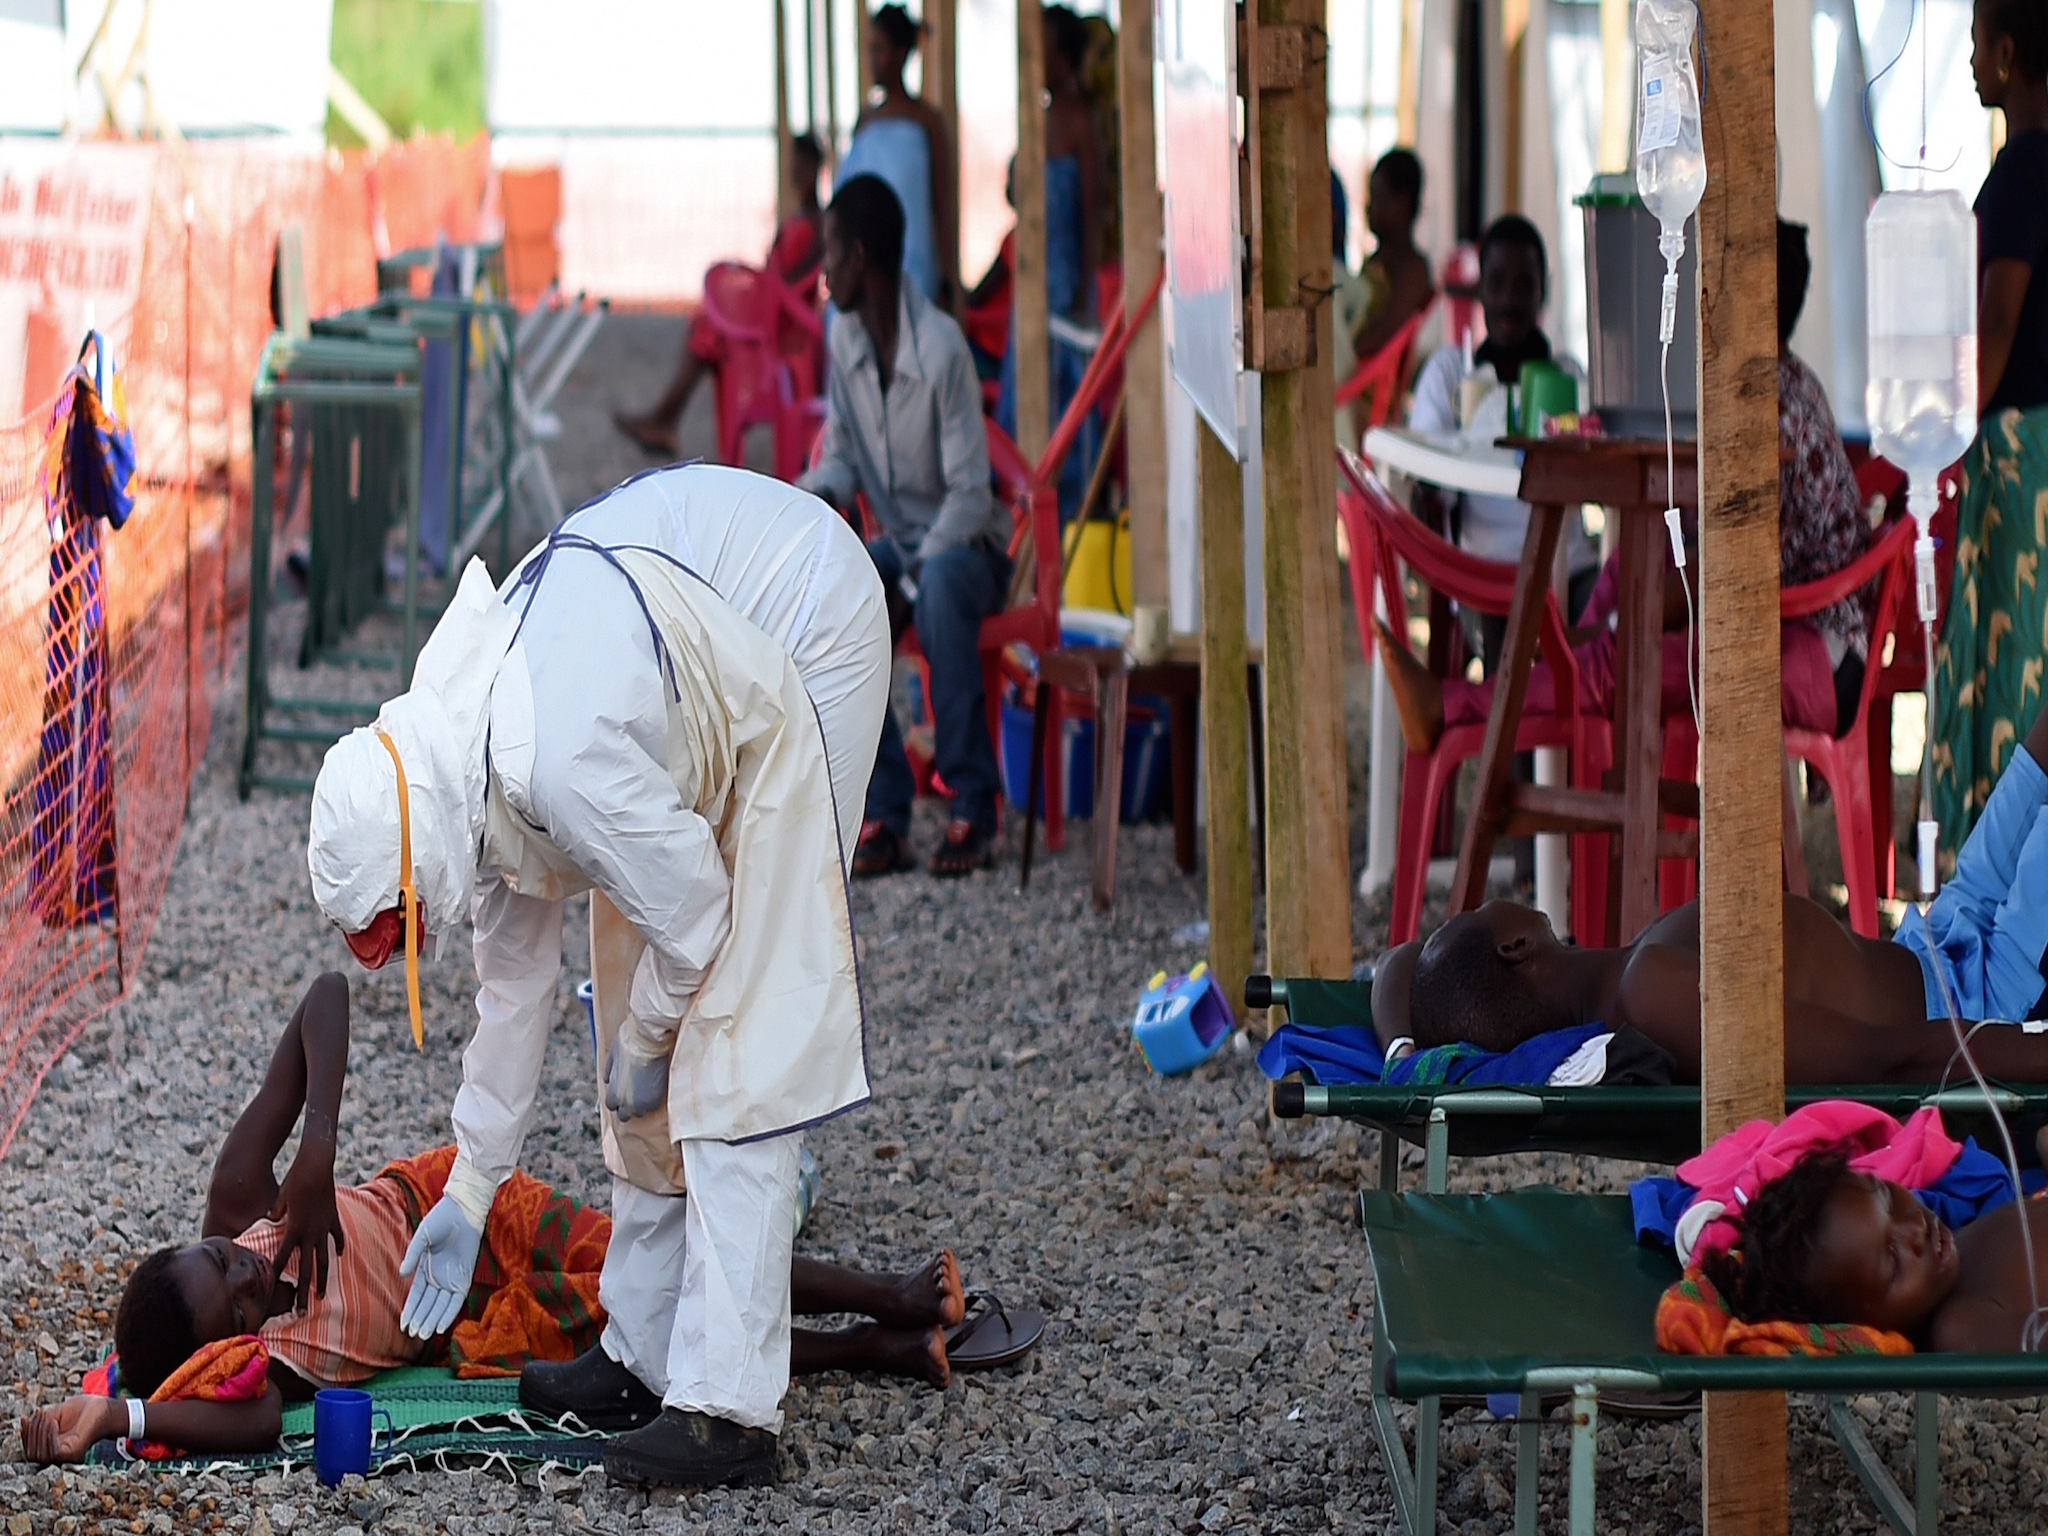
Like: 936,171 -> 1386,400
18,973 -> 965,1464
1702,1136 -> 2048,1352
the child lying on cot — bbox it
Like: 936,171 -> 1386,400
1371,701 -> 2048,1085
17,974 -> 965,1464
1679,1119 -> 2048,1352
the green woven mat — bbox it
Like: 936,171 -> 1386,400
88,1368 -> 604,1474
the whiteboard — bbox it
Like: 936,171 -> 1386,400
1158,0 -> 1243,457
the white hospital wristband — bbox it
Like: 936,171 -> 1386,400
127,1397 -> 145,1442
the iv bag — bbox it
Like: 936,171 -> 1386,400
1634,0 -> 1706,249
1866,190 -> 1978,504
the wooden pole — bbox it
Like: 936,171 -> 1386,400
1597,0 -> 1632,173
1502,0 -> 1530,208
775,0 -> 796,222
1696,0 -> 1788,1526
928,0 -> 961,305
856,1 -> 874,111
1013,0 -> 1052,461
823,0 -> 840,176
1397,0 -> 1422,145
1198,418 -> 1254,1025
1255,0 -> 1352,977
1119,0 -> 1167,608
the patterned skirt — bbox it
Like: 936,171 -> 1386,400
1932,405 -> 2048,871
380,1146 -> 611,1379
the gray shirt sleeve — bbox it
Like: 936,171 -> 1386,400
916,325 -> 1001,561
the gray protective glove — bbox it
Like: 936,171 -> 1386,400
397,1196 -> 482,1339
604,1032 -> 670,1122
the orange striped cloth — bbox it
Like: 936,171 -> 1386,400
81,1337 -> 273,1461
236,1178 -> 431,1385
1655,1265 -> 1913,1357
377,1146 -> 610,1379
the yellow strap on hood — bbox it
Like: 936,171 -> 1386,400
373,727 -> 425,1051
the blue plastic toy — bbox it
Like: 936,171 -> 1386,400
1131,963 -> 1236,1075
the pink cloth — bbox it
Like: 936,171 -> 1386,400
1679,1103 -> 1963,1263
1440,619 -> 1836,735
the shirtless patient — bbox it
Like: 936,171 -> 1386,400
1372,697 -> 2048,1086
19,974 -> 964,1464
1703,1135 -> 2048,1351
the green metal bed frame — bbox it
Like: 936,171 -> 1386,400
1251,973 -> 2048,1191
1361,1189 -> 2048,1536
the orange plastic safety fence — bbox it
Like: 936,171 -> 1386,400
0,135 -> 485,1160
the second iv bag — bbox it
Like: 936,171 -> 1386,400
1866,190 -> 1978,508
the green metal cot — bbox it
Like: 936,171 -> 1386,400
1361,1188 -> 2048,1536
1250,973 -> 2048,1191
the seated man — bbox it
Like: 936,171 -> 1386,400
1371,701 -> 2048,1085
1697,1132 -> 2048,1351
799,173 -> 1012,878
17,974 -> 970,1463
614,133 -> 827,459
1406,214 -> 1599,662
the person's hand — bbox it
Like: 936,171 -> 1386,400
270,1146 -> 345,1307
397,1197 -> 481,1340
604,1034 -> 670,1123
20,1395 -> 122,1464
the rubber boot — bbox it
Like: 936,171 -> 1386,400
519,1344 -> 662,1431
602,1407 -> 779,1488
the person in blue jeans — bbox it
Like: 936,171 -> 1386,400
1369,698 -> 2048,1081
799,174 -> 1012,878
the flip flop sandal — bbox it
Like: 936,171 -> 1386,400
943,1292 -> 1045,1372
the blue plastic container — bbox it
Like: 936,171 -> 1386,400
1130,964 -> 1236,1076
999,697 -> 1170,822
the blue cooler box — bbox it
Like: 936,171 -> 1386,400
999,696 -> 1170,823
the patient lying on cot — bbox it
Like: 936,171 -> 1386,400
1691,1130 -> 2048,1353
18,974 -> 965,1464
1372,702 -> 2048,1085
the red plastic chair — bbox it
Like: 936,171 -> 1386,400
699,261 -> 825,470
1858,455 -> 1959,901
1780,515 -> 1917,936
1440,244 -> 1483,353
1335,296 -> 1436,436
1338,452 -> 1613,944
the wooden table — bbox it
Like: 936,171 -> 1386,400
1450,437 -> 1698,944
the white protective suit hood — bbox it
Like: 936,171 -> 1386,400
307,559 -> 519,937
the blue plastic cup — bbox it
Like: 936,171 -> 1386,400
313,1388 -> 392,1486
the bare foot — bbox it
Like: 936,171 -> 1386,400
865,1323 -> 952,1388
872,1252 -> 965,1328
1372,616 -> 1446,753
612,410 -> 678,458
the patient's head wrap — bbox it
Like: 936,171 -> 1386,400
308,560 -> 518,943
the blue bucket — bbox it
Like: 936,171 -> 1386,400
999,695 -> 1169,823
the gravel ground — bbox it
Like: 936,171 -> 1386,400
0,314 -> 2038,1534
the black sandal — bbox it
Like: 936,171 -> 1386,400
943,1292 -> 1045,1372
853,819 -> 915,878
928,819 -> 996,878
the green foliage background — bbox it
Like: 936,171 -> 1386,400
326,0 -> 485,147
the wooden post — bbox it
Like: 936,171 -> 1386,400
856,0 -> 874,109
928,0 -> 961,305
1013,0 -> 1052,461
775,0 -> 796,222
1119,0 -> 1168,607
1254,0 -> 1352,977
1397,0 -> 1422,145
1597,0 -> 1632,173
1199,419 -> 1255,1024
1696,0 -> 1788,1528
823,0 -> 841,177
1502,0 -> 1530,209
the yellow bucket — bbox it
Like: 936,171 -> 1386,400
1061,511 -> 1133,616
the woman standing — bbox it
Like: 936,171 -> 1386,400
1932,0 -> 2048,861
837,5 -> 956,305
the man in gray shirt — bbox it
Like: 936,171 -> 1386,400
799,174 -> 1011,878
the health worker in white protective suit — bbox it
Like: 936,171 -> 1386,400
305,464 -> 890,1488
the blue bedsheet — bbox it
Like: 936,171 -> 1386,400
1257,1023 -> 1610,1088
